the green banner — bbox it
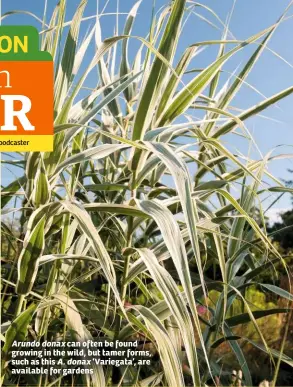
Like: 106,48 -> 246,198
0,26 -> 52,61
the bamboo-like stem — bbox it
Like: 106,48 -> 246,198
272,300 -> 293,387
14,294 -> 25,318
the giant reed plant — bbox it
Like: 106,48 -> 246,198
1,1 -> 293,386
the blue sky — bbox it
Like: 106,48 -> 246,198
1,0 -> 293,218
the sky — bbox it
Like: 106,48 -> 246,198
1,0 -> 293,220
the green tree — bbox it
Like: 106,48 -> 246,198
268,171 -> 293,251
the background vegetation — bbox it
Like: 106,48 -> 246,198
1,0 -> 293,386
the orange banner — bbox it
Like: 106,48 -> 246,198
0,61 -> 53,136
